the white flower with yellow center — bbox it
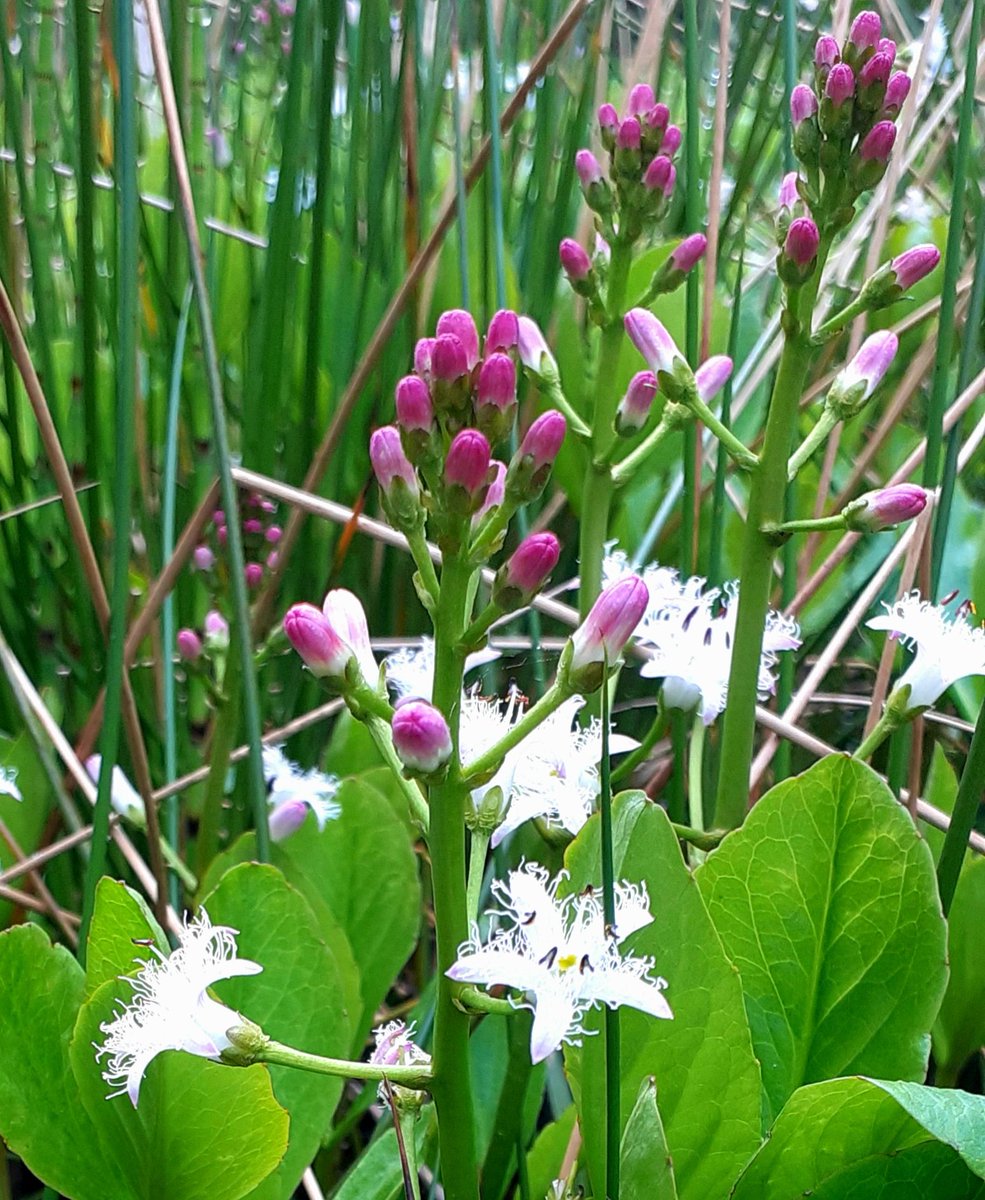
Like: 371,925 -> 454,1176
447,863 -> 671,1063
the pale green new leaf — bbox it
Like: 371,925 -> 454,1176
621,1077 -> 678,1200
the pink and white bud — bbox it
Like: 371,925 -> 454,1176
518,411 -> 566,471
859,51 -> 892,89
627,83 -> 656,116
575,149 -> 603,188
517,316 -> 557,378
431,333 -> 470,382
790,84 -> 818,126
661,125 -> 682,156
268,797 -> 310,842
396,375 -> 434,432
569,576 -> 649,676
824,63 -> 855,107
597,103 -> 619,135
814,34 -> 839,68
266,525 -> 282,544
625,308 -> 682,376
473,460 -> 506,527
784,217 -> 820,266
848,9 -> 881,51
323,588 -> 377,685
892,245 -> 940,289
694,355 -> 733,403
204,610 -> 229,650
846,484 -> 928,532
485,309 -> 519,353
245,562 -> 264,588
835,330 -> 898,404
778,171 -> 800,210
436,309 -> 480,370
559,238 -> 592,281
370,426 -> 419,498
884,71 -> 911,114
177,628 -> 203,662
477,353 -> 517,411
670,233 -> 707,273
414,337 -> 435,377
642,155 -> 675,195
193,544 -> 215,571
445,429 -> 492,495
859,120 -> 896,162
504,532 -> 561,595
616,117 -> 642,150
284,603 -> 351,679
391,700 -> 453,775
616,371 -> 658,432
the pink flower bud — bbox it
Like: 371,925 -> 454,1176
284,602 -> 351,679
414,337 -> 435,377
445,429 -> 491,495
642,155 -> 675,195
244,518 -> 264,535
643,102 -> 670,131
517,316 -> 556,377
245,562 -> 264,588
431,333 -> 469,382
884,71 -> 911,114
661,125 -> 682,156
505,532 -> 561,594
216,525 -> 228,546
784,217 -> 820,266
266,550 -> 279,570
570,576 -> 649,674
616,371 -> 658,431
212,509 -> 225,526
519,411 -> 566,470
859,120 -> 896,162
877,37 -> 896,62
391,700 -> 453,774
323,587 -> 377,684
269,797 -> 310,842
848,484 -> 928,531
790,84 -> 818,126
837,330 -> 898,401
694,355 -> 733,403
814,34 -> 839,68
204,610 -> 229,645
559,238 -> 592,281
266,525 -> 282,544
473,460 -> 506,527
778,171 -> 800,210
575,148 -> 603,187
396,375 -> 434,432
477,353 -> 517,411
485,309 -> 519,353
193,544 -> 215,571
825,63 -> 855,107
597,103 -> 619,134
617,117 -> 642,150
891,245 -> 940,289
670,233 -> 707,273
627,83 -> 656,116
849,9 -> 881,51
177,628 -> 203,662
435,309 -> 480,370
625,307 -> 682,375
859,51 -> 892,88
370,426 -> 419,498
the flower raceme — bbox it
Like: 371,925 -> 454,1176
447,864 -> 671,1064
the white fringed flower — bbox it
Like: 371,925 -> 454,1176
95,910 -> 262,1106
262,745 -> 341,840
369,1019 -> 431,1103
867,590 -> 985,710
384,639 -> 499,702
447,864 -> 672,1063
0,766 -> 21,802
85,755 -> 145,825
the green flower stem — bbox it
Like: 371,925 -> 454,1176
347,683 -> 396,724
461,602 -> 503,651
768,512 -> 844,535
407,528 -> 441,604
465,829 -> 491,925
258,1039 -> 432,1088
363,714 -> 430,834
578,240 -> 634,618
788,409 -> 838,478
158,834 -> 198,893
543,377 -> 592,440
937,699 -> 985,916
684,394 -> 759,471
610,699 -> 666,785
810,293 -> 871,344
851,709 -> 903,763
459,682 -> 569,783
610,417 -> 672,484
454,985 -> 517,1017
197,654 -> 242,878
469,500 -> 519,562
670,821 -> 725,851
428,555 -> 480,1200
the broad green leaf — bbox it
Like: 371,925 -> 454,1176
0,924 -> 127,1200
84,877 -> 169,998
72,978 -> 288,1200
525,1106 -> 576,1200
696,756 -> 947,1121
203,863 -> 355,1199
621,1077 -> 678,1200
731,1077 -> 985,1198
563,792 -> 762,1200
934,858 -> 985,1086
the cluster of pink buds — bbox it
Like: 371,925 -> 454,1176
192,492 -> 282,591
176,610 -> 229,665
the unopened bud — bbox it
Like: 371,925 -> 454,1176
778,217 -> 820,284
627,83 -> 655,116
507,411 -> 566,502
615,371 -> 658,435
485,309 -> 519,353
575,149 -> 603,188
559,238 -> 593,283
848,9 -> 881,53
820,63 -> 855,136
642,155 -> 675,197
193,544 -> 215,572
694,355 -> 733,403
624,308 -> 683,376
323,588 -> 377,686
414,337 -> 435,378
661,125 -> 682,157
891,245 -> 940,290
177,628 -> 203,662
391,700 -> 453,776
494,532 -> 561,609
877,37 -> 896,62
370,426 -> 422,531
445,429 -> 492,511
883,71 -> 910,117
854,120 -> 896,188
671,233 -> 706,274
472,460 -> 506,529
827,329 -> 898,417
616,117 -> 641,150
204,610 -> 229,651
778,171 -> 800,212
245,562 -> 264,588
843,483 -> 928,532
395,375 -> 433,432
597,102 -> 619,149
517,316 -> 558,383
475,354 -> 517,442
268,797 -> 310,842
284,603 -> 351,681
564,576 -> 649,692
814,34 -> 839,68
790,84 -> 818,126
435,309 -> 480,370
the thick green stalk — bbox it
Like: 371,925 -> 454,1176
428,556 -> 479,1200
597,676 -> 620,1200
260,1039 -> 432,1087
460,682 -> 567,780
937,702 -> 985,916
578,244 -> 633,618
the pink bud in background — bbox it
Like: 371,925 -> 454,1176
597,102 -> 619,135
859,120 -> 896,162
473,460 -> 506,527
837,330 -> 898,401
616,371 -> 658,431
431,333 -> 469,382
176,628 -> 203,662
849,9 -> 881,50
205,610 -> 229,644
517,316 -> 556,376
391,700 -> 453,774
268,797 -> 310,842
266,525 -> 282,544
877,37 -> 896,62
790,84 -> 818,126
216,525 -> 228,546
244,518 -> 263,535
627,83 -> 656,116
825,63 -> 855,107
778,171 -> 800,209
617,117 -> 642,150
485,309 -> 519,353
476,354 -> 517,411
504,532 -> 561,594
661,125 -> 682,156
212,509 -> 225,526
445,430 -> 491,495
625,308 -> 681,375
859,51 -> 892,88
884,71 -> 911,114
784,217 -> 820,265
396,375 -> 434,431
370,426 -> 419,498
814,34 -> 839,68
670,233 -> 707,273
519,411 -> 566,470
193,544 -> 215,571
323,587 -> 377,684
414,337 -> 435,377
570,576 -> 649,673
284,603 -> 351,679
695,355 -> 733,403
559,238 -> 592,281
847,484 -> 928,531
575,148 -> 604,187
245,562 -> 263,588
891,244 -> 940,289
643,102 -> 670,131
436,309 -> 480,370
642,155 -> 675,195
266,550 -> 279,571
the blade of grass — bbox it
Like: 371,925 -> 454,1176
599,669 -> 619,1200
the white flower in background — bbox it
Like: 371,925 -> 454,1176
262,745 -> 341,841
95,910 -> 262,1106
369,1019 -> 431,1103
0,766 -> 22,802
458,685 -> 527,813
447,863 -> 672,1063
384,639 -> 500,702
84,755 -> 145,825
867,590 -> 985,710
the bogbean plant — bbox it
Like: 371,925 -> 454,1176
5,12 -> 985,1200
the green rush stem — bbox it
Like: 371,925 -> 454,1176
886,724 -> 910,800
395,1104 -> 423,1200
364,714 -> 430,833
708,239 -> 744,587
196,656 -> 241,878
466,829 -> 491,925
937,700 -> 985,915
158,834 -> 198,892
578,241 -> 634,618
407,529 -> 441,603
687,715 -> 706,833
460,682 -> 568,781
611,699 -> 666,785
851,709 -> 900,763
428,555 -> 480,1200
682,0 -> 701,578
260,1039 -> 432,1087
599,671 -> 620,1200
